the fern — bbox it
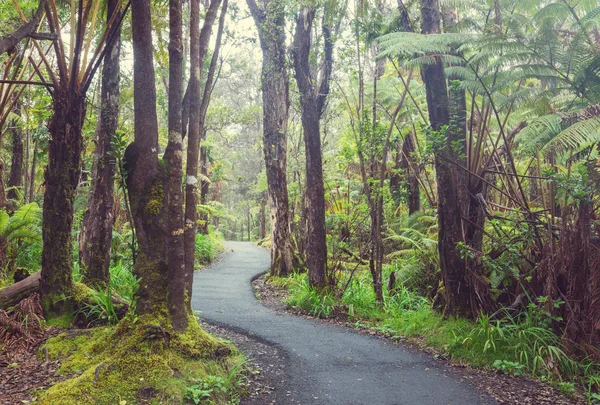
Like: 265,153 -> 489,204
547,117 -> 600,152
1,203 -> 42,245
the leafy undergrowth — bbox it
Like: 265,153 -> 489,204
195,232 -> 225,266
36,315 -> 248,405
276,271 -> 600,403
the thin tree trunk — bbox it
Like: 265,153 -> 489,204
184,0 -> 221,281
259,195 -> 266,240
247,0 -> 294,276
78,0 -> 121,288
197,0 -> 227,236
28,139 -> 37,203
128,0 -> 168,317
8,102 -> 24,203
399,134 -> 420,214
165,0 -> 187,330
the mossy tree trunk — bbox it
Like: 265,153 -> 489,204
79,0 -> 121,288
248,0 -> 295,277
165,0 -> 187,331
40,87 -> 85,314
128,0 -> 169,317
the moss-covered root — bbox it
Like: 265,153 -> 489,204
37,315 -> 243,405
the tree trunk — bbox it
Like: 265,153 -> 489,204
28,139 -> 37,203
128,0 -> 168,317
420,0 -> 471,317
247,210 -> 251,241
247,0 -> 295,277
40,88 -> 85,314
293,7 -> 332,289
259,195 -> 266,240
8,102 -> 24,203
0,271 -> 40,309
184,0 -> 221,280
400,133 -> 420,215
78,0 -> 121,288
165,0 -> 187,330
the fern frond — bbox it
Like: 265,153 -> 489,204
545,117 -> 600,152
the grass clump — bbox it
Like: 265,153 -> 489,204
36,315 -> 248,405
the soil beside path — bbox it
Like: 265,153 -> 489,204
192,241 -> 496,405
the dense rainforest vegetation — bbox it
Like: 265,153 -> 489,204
1,0 -> 600,403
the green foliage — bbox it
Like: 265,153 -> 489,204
184,375 -> 226,404
0,203 -> 43,279
195,232 -> 225,266
286,275 -> 338,318
493,360 -> 525,376
75,283 -> 120,326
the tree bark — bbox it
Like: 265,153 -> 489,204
399,134 -> 420,215
78,0 -> 121,288
28,139 -> 37,203
7,102 -> 23,203
247,0 -> 295,277
197,0 -> 227,236
420,0 -> 471,317
293,7 -> 333,289
165,0 -> 187,330
184,0 -> 221,281
0,271 -> 40,309
40,87 -> 85,314
128,0 -> 168,317
0,0 -> 47,56
259,194 -> 266,240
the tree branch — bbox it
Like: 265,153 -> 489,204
0,0 -> 47,56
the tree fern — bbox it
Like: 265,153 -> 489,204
2,202 -> 42,245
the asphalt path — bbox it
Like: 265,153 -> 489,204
191,241 -> 496,405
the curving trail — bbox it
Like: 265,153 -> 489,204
192,241 -> 496,405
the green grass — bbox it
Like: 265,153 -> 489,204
278,270 -> 600,401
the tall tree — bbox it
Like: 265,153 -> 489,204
184,0 -> 221,284
79,0 -> 122,288
38,0 -> 124,313
247,0 -> 295,277
419,0 -> 471,316
127,0 -> 169,316
164,0 -> 187,330
7,101 -> 24,203
293,6 -> 334,289
197,0 -> 228,235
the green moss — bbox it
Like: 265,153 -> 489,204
45,312 -> 75,328
36,315 -> 244,405
145,180 -> 164,216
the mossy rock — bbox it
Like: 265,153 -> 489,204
36,315 -> 243,405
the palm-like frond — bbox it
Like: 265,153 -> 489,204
1,202 -> 42,244
547,117 -> 600,152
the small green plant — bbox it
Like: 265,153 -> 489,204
493,360 -> 525,376
184,375 -> 226,404
75,283 -> 119,326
